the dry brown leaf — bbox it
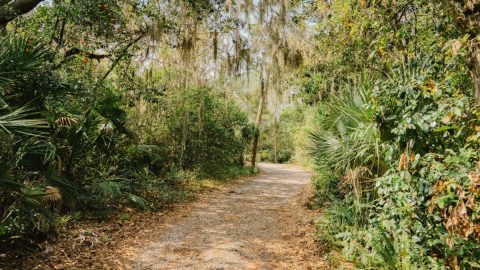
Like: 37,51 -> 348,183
398,152 -> 409,171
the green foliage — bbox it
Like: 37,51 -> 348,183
136,86 -> 250,177
257,106 -> 316,165
308,4 -> 480,266
0,32 -> 252,247
310,76 -> 382,177
300,72 -> 324,105
311,56 -> 480,268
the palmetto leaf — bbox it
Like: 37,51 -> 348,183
0,105 -> 48,135
42,186 -> 62,204
55,116 -> 78,127
0,37 -> 50,88
20,186 -> 45,206
126,193 -> 146,210
96,180 -> 123,198
41,186 -> 63,211
45,167 -> 81,202
0,164 -> 22,189
310,76 -> 382,176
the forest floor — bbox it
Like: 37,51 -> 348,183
7,163 -> 326,270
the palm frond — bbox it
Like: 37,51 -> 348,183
42,186 -> 62,202
0,37 -> 50,87
126,193 -> 147,210
45,167 -> 81,202
310,76 -> 382,176
0,164 -> 22,189
95,180 -> 123,198
41,186 -> 62,209
55,116 -> 78,127
20,186 -> 45,206
0,105 -> 48,135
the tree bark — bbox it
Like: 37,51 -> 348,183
444,0 -> 480,103
251,77 -> 266,168
180,109 -> 189,169
0,0 -> 45,27
470,41 -> 480,102
273,116 -> 278,163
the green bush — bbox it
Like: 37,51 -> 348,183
136,86 -> 250,176
310,56 -> 480,269
0,37 -> 253,246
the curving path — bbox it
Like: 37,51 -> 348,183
131,163 -> 321,270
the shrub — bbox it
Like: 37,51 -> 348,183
310,56 -> 480,269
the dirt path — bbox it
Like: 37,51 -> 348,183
129,163 -> 323,270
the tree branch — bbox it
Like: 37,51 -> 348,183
54,48 -> 110,69
64,48 -> 110,61
0,0 -> 45,26
98,33 -> 145,83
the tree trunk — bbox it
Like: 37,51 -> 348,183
251,77 -> 266,168
470,41 -> 480,103
444,0 -> 480,103
180,110 -> 189,169
238,152 -> 244,166
251,128 -> 260,167
273,116 -> 278,163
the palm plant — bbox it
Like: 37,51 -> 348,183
0,37 -> 50,133
310,75 -> 383,189
0,37 -> 50,174
0,105 -> 47,134
0,37 -> 61,239
0,37 -> 50,88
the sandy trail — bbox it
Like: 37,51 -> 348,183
131,163 -> 321,270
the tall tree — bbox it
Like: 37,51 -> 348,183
251,76 -> 266,167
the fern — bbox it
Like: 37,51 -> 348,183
373,230 -> 398,268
